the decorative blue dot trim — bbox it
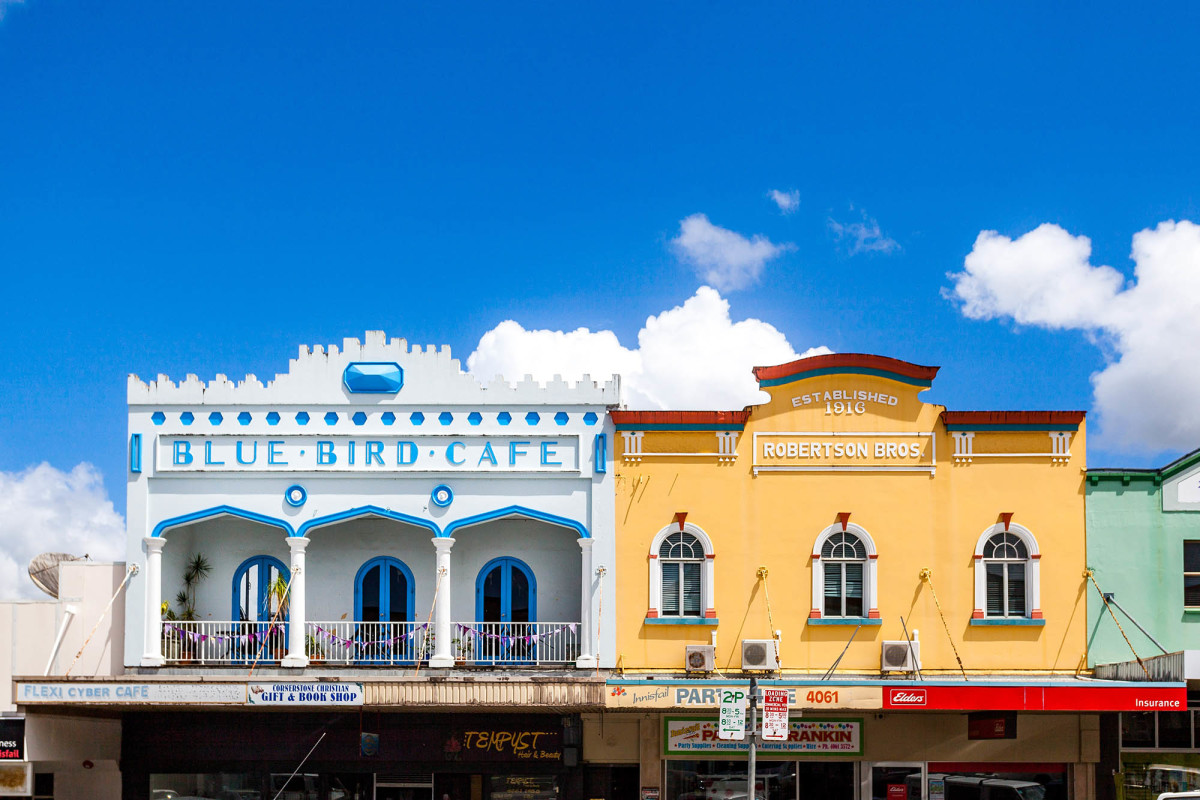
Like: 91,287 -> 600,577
151,411 -> 166,426
410,412 -> 425,425
237,412 -> 252,426
381,411 -> 396,425
525,412 -> 540,425
431,484 -> 454,508
352,411 -> 367,426
295,411 -> 310,425
266,411 -> 281,426
468,412 -> 483,426
554,412 -> 569,426
284,485 -> 307,508
180,412 -> 194,426
583,412 -> 598,426
439,411 -> 453,426
324,411 -> 339,426
497,412 -> 512,426
208,412 -> 223,425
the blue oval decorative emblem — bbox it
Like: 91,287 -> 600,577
343,362 -> 403,394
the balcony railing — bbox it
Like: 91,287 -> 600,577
307,621 -> 431,665
159,620 -> 581,666
451,621 -> 580,666
162,620 -> 287,665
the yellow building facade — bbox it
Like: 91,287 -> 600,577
585,354 -> 1183,800
612,353 -> 1089,676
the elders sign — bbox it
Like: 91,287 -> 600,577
762,688 -> 789,741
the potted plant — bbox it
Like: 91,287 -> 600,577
161,553 -> 211,663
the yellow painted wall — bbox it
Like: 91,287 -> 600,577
614,372 -> 1088,675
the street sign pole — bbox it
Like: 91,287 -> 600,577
747,676 -> 757,800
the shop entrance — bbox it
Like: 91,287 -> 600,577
376,772 -> 434,800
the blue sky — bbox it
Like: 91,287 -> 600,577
2,1 -> 1199,552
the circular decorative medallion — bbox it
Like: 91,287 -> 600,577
431,484 -> 454,508
284,484 -> 307,508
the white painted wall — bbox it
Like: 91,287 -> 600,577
450,519 -> 582,622
159,518 -> 290,620
305,517 -> 437,621
124,332 -> 620,667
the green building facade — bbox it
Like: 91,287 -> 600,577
1086,447 -> 1200,667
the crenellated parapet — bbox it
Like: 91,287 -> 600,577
128,330 -> 620,407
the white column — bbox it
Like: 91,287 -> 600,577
282,537 -> 310,668
1029,555 -> 1043,618
141,537 -> 166,667
429,537 -> 455,668
866,555 -> 880,618
810,556 -> 822,619
576,538 -> 596,668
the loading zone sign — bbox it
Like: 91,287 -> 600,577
761,688 -> 790,741
718,688 -> 748,740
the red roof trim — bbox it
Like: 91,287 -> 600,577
610,410 -> 752,425
941,411 -> 1086,425
752,353 -> 939,382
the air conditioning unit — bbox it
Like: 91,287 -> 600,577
881,639 -> 920,672
741,639 -> 780,671
685,645 -> 715,673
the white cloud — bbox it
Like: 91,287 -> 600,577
947,220 -> 1200,453
0,463 -> 125,600
829,209 -> 900,255
769,189 -> 800,214
467,286 -> 831,410
671,214 -> 793,292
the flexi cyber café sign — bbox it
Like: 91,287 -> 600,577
882,684 -> 1187,711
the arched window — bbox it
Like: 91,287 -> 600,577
810,524 -> 878,622
660,532 -> 704,617
232,555 -> 289,622
821,532 -> 867,617
647,523 -> 715,621
973,523 -> 1041,621
355,557 -> 415,623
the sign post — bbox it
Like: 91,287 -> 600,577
718,686 -> 748,741
761,688 -> 789,741
747,677 -> 757,800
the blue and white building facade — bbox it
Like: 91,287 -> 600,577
123,331 -> 619,672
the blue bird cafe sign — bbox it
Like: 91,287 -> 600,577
156,436 -> 580,473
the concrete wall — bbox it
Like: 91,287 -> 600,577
1,562 -> 127,710
1086,476 -> 1200,666
26,714 -> 121,800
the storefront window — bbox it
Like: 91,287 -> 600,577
926,765 -> 1065,800
489,775 -> 558,800
151,771 -> 271,799
665,760 -> 851,800
1122,711 -> 1157,748
1159,712 -> 1193,749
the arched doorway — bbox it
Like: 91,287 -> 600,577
475,556 -> 537,663
231,555 -> 289,661
355,556 -> 417,663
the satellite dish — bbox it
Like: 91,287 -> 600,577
28,552 -> 86,598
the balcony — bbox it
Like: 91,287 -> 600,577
161,620 -> 581,667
